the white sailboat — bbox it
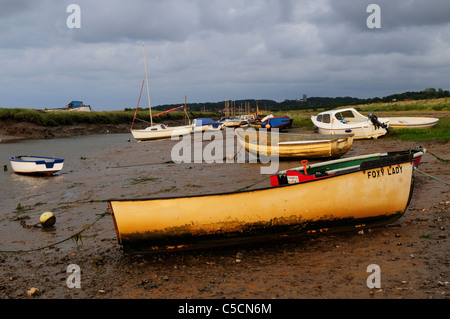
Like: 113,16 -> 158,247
131,43 -> 192,141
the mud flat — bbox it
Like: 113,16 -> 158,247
0,126 -> 448,300
0,119 -> 153,142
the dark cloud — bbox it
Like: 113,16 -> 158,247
0,0 -> 449,110
69,1 -> 199,43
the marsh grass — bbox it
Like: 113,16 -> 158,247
352,98 -> 450,112
273,110 -> 317,130
2,100 -> 448,142
0,108 -> 217,126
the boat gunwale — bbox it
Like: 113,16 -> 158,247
9,155 -> 64,163
261,115 -> 290,121
108,151 -> 418,203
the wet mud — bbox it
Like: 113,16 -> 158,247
0,127 -> 448,299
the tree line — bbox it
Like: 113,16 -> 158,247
130,88 -> 449,113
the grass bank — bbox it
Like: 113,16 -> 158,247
274,100 -> 450,142
351,97 -> 450,112
0,108 -> 218,126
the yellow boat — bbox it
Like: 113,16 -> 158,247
108,147 -> 424,254
236,129 -> 353,159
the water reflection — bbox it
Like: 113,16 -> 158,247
10,173 -> 61,193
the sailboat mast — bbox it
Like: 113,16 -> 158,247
142,43 -> 153,126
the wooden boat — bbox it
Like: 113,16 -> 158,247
236,129 -> 353,159
270,146 -> 425,186
108,146 -> 424,254
311,108 -> 389,139
131,124 -> 192,141
385,117 -> 439,129
9,155 -> 64,175
248,119 -> 263,128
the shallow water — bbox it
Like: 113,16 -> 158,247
1,133 -> 131,205
0,134 -> 133,250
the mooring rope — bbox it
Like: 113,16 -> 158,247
234,176 -> 269,192
415,168 -> 450,186
0,211 -> 109,254
428,151 -> 450,163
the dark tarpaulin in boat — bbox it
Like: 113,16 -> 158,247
194,118 -> 222,128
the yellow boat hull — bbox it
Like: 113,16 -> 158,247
109,160 -> 415,253
236,130 -> 353,158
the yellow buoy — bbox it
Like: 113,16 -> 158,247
40,212 -> 56,227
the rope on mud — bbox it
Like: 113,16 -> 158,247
107,160 -> 175,169
0,211 -> 109,254
428,151 -> 450,163
415,168 -> 450,186
234,176 -> 269,192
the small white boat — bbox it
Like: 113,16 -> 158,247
386,117 -> 439,129
311,108 -> 389,139
131,124 -> 192,141
9,155 -> 64,175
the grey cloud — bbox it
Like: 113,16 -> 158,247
0,0 -> 34,18
0,0 -> 449,110
327,0 -> 450,31
68,0 -> 199,43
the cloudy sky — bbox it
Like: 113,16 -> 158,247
1,0 -> 449,111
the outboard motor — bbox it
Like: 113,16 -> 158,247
368,113 -> 388,129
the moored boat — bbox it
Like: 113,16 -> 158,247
192,118 -> 226,132
260,114 -> 292,130
131,44 -> 194,141
270,146 -> 425,186
236,129 -> 353,159
131,124 -> 192,141
311,108 -> 389,139
385,117 -> 439,129
108,146 -> 424,254
219,117 -> 247,128
9,155 -> 64,175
